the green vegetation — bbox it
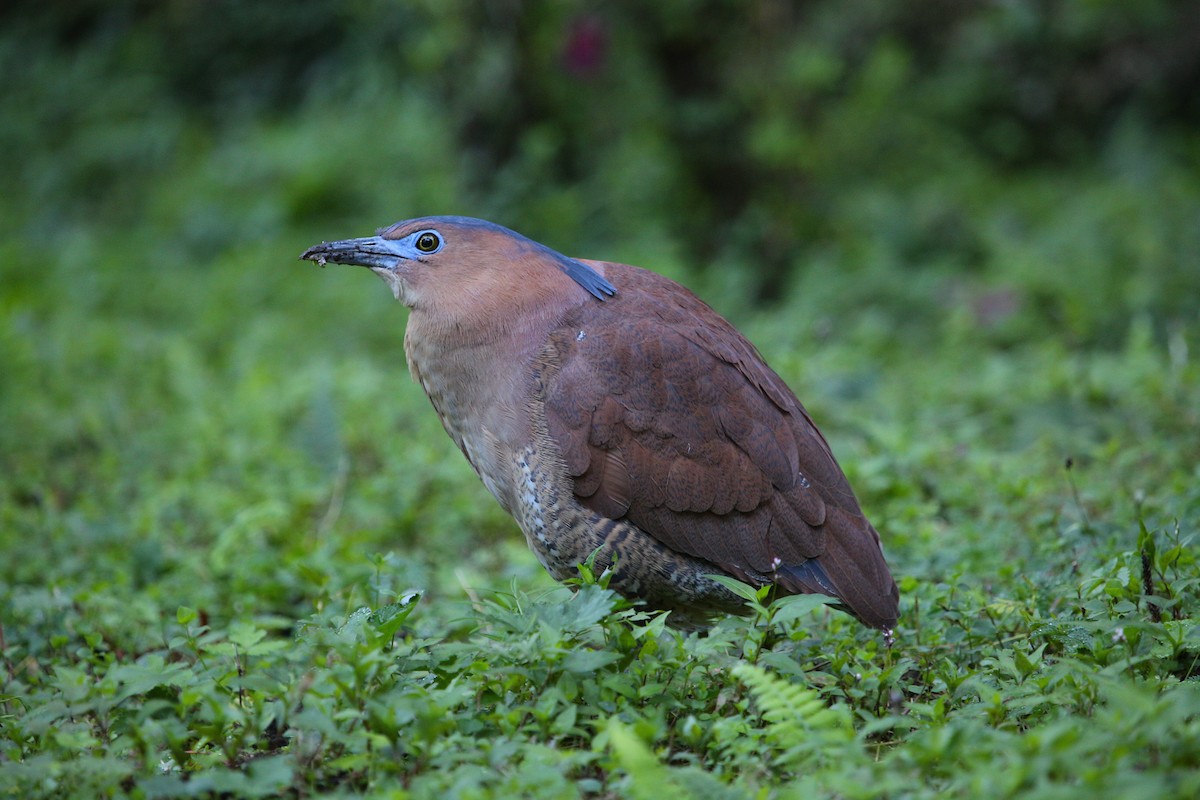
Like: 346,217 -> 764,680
2,2 -> 1198,797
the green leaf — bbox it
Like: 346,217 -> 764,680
227,622 -> 267,650
705,574 -> 762,604
768,593 -> 837,627
561,649 -> 621,674
605,718 -> 689,800
108,657 -> 192,703
368,589 -> 422,639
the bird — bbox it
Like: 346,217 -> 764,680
300,216 -> 899,630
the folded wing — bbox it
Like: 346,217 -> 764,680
540,262 -> 898,628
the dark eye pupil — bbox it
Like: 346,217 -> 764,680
417,233 -> 438,252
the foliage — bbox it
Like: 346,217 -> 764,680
2,1 -> 1199,797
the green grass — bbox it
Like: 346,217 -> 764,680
3,187 -> 1198,796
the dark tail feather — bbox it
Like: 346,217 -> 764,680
778,509 -> 898,629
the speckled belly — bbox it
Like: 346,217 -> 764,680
512,444 -> 741,621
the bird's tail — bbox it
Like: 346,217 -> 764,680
777,510 -> 898,630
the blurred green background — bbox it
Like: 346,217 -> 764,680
5,0 -> 1199,328
3,0 -> 1198,615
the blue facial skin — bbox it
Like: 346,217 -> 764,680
384,216 -> 618,301
303,216 -> 618,301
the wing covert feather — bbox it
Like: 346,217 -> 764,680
538,262 -> 895,625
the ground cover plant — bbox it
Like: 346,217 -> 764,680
2,2 -> 1199,797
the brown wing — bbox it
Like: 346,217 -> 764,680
540,262 -> 898,628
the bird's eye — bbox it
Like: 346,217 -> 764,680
414,231 -> 441,253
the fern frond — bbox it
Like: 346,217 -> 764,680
733,663 -> 855,758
